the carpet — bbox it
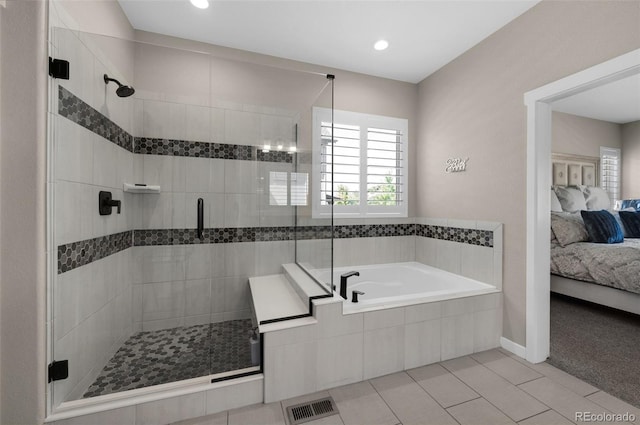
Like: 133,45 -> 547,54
549,293 -> 640,407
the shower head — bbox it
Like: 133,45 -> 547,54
103,74 -> 135,98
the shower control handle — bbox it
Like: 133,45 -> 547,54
99,191 -> 121,215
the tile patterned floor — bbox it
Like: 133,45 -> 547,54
173,348 -> 640,425
84,319 -> 254,398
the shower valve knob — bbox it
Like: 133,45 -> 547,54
351,290 -> 364,303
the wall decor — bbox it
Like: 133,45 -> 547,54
445,157 -> 469,173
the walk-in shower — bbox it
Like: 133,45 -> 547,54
47,13 -> 334,412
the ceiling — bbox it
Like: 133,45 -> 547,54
552,73 -> 640,124
117,0 -> 540,84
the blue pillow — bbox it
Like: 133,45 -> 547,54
619,211 -> 640,238
580,210 -> 624,244
620,199 -> 640,211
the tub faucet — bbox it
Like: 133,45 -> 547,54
339,271 -> 360,299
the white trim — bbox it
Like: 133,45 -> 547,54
500,337 -> 526,359
524,48 -> 640,364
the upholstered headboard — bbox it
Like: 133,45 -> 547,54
551,153 -> 600,187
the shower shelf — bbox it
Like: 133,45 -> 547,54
123,183 -> 161,194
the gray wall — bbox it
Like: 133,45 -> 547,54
0,1 -> 48,424
622,120 -> 640,199
416,0 -> 640,346
54,0 -> 134,40
552,111 -> 622,158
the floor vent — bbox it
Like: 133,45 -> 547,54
286,397 -> 339,425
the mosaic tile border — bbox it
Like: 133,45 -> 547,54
135,227 -> 301,246
58,86 -> 133,152
58,231 -> 133,274
58,224 -> 493,272
416,224 -> 493,247
334,224 -> 416,239
57,87 -> 293,164
132,224 -> 492,246
134,137 -> 293,163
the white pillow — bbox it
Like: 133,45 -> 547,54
554,186 -> 587,213
550,189 -> 563,212
582,186 -> 611,210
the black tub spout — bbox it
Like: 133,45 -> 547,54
340,271 -> 360,300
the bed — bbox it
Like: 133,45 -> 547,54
550,153 -> 640,315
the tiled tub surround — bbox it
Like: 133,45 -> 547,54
415,219 -> 503,290
330,219 -> 502,292
262,292 -> 503,402
260,219 -> 503,403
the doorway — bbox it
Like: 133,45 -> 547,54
524,48 -> 640,363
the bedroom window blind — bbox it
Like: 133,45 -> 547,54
600,146 -> 621,209
313,107 -> 408,218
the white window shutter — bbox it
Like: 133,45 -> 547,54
600,146 -> 621,209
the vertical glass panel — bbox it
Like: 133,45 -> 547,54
294,79 -> 335,293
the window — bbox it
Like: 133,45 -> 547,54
600,146 -> 621,209
312,107 -> 408,218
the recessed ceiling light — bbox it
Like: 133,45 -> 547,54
374,40 -> 389,51
190,0 -> 209,9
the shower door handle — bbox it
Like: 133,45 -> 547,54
197,198 -> 204,241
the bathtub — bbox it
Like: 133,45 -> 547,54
319,262 -> 498,313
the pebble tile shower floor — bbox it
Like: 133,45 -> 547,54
83,319 -> 254,398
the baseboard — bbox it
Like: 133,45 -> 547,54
500,337 -> 526,359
